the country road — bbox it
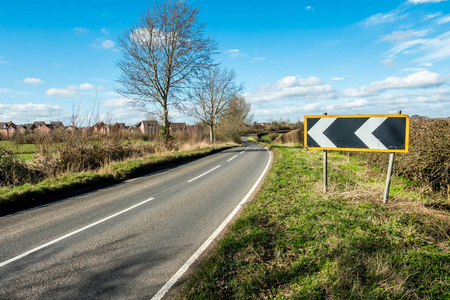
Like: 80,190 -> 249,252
0,143 -> 271,299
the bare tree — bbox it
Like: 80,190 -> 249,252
189,66 -> 243,143
218,95 -> 252,143
116,0 -> 217,140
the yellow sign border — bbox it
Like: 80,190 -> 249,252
304,114 -> 410,153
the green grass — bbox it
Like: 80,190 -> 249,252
0,141 -> 36,153
179,146 -> 450,299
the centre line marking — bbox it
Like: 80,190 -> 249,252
188,165 -> 221,183
227,155 -> 238,162
0,198 -> 155,269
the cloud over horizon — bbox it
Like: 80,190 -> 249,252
342,71 -> 446,97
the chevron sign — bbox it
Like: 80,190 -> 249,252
304,114 -> 409,152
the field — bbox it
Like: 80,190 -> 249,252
180,146 -> 450,299
0,141 -> 36,160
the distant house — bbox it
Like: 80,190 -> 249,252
170,122 -> 187,133
0,121 -> 16,137
30,121 -> 52,133
93,122 -> 107,134
135,120 -> 160,135
50,121 -> 64,130
15,125 -> 26,134
186,124 -> 205,137
106,122 -> 127,134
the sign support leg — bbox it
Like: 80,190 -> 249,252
323,150 -> 328,193
322,112 -> 328,193
383,152 -> 395,204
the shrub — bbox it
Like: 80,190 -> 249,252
397,118 -> 450,194
273,128 -> 304,145
353,118 -> 450,196
267,133 -> 279,142
0,147 -> 39,187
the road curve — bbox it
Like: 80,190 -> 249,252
0,142 -> 271,299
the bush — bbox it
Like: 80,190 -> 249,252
267,133 -> 279,142
0,147 -> 39,187
273,128 -> 304,145
397,118 -> 450,194
353,118 -> 450,196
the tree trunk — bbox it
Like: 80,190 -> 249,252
209,124 -> 215,144
160,105 -> 171,141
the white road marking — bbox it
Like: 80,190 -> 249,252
227,155 -> 238,162
0,198 -> 155,268
240,151 -> 245,154
152,147 -> 272,300
187,165 -> 221,183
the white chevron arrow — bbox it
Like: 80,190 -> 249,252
355,117 -> 388,149
308,118 -> 337,148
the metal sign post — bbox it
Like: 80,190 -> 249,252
323,112 -> 328,193
383,110 -> 402,204
304,113 -> 409,203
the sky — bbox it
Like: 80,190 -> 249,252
1,0 -> 449,126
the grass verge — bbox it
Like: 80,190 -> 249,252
0,145 -> 232,216
179,145 -> 450,299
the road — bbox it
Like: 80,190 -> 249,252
0,143 -> 271,299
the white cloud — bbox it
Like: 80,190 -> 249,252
342,71 -> 446,97
46,83 -> 101,98
74,27 -> 89,34
437,14 -> 450,24
22,77 -> 45,85
330,77 -> 344,81
131,28 -> 168,47
79,82 -> 96,91
246,75 -> 336,102
416,31 -> 450,62
224,49 -> 248,58
387,39 -> 429,56
102,40 -> 115,49
381,58 -> 397,68
91,38 -> 117,51
0,103 -> 64,121
424,12 -> 443,21
46,87 -> 80,98
101,28 -> 109,35
101,97 -> 130,108
363,10 -> 407,26
408,0 -> 447,3
381,30 -> 429,42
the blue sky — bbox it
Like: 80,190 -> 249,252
1,0 -> 449,126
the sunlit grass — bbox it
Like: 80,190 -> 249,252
180,146 -> 450,299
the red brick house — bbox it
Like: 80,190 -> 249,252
0,121 -> 16,137
30,121 -> 52,133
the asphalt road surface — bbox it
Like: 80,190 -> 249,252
0,143 -> 271,299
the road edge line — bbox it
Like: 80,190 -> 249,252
152,146 -> 272,300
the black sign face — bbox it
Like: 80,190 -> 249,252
304,115 -> 409,152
